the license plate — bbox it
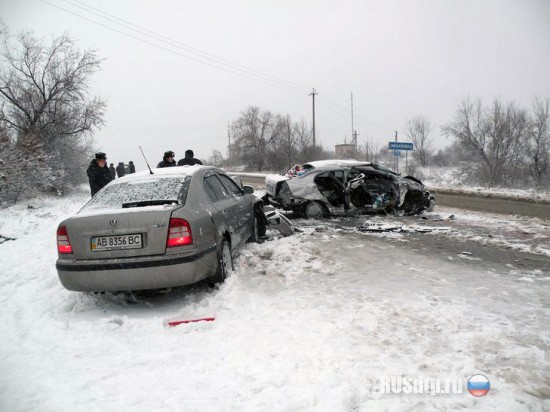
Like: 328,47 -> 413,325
91,234 -> 143,251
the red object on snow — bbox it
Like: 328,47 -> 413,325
168,317 -> 215,327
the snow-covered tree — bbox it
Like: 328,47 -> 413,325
0,24 -> 105,203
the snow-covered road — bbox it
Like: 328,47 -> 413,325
0,190 -> 548,411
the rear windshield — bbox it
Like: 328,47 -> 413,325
81,176 -> 190,211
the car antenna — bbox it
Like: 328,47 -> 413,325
139,145 -> 154,174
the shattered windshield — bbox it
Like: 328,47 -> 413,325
81,176 -> 190,211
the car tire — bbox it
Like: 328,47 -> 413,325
402,203 -> 422,215
212,238 -> 233,284
248,216 -> 260,243
302,201 -> 326,219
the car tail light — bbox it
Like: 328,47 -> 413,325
166,218 -> 193,248
57,226 -> 73,254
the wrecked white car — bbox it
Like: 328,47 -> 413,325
263,160 -> 435,218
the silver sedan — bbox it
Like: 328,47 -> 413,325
56,166 -> 271,292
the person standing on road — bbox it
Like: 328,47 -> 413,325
87,153 -> 113,197
116,162 -> 125,178
128,161 -> 136,174
177,150 -> 203,166
157,151 -> 177,168
108,163 -> 116,180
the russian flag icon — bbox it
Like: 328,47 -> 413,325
468,374 -> 490,397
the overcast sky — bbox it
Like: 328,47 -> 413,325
2,0 -> 550,170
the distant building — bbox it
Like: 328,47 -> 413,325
335,143 -> 357,159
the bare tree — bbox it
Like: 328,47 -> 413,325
0,25 -> 105,202
404,115 -> 433,167
527,98 -> 550,187
293,119 -> 311,152
228,108 -> 334,172
230,106 -> 281,171
0,30 -> 105,142
208,149 -> 224,167
361,137 -> 379,162
281,115 -> 296,169
443,98 -> 530,187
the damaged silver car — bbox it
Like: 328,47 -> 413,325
263,160 -> 435,218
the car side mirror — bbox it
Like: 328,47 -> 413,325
243,185 -> 254,194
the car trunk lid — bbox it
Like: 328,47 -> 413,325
65,205 -> 178,259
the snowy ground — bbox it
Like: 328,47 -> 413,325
0,189 -> 549,411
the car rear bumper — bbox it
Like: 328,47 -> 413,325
56,245 -> 217,292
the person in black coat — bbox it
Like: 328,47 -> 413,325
108,163 -> 116,180
87,153 -> 113,197
177,150 -> 203,166
157,151 -> 177,168
116,162 -> 125,177
128,161 -> 136,174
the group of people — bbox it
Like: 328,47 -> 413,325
156,150 -> 202,168
87,149 -> 202,197
108,161 -> 135,180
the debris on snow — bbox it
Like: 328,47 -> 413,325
0,234 -> 16,244
357,220 -> 453,233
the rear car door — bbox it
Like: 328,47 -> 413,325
217,173 -> 254,246
202,173 -> 242,246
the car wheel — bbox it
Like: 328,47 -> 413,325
302,201 -> 325,219
248,216 -> 260,243
402,203 -> 422,215
212,238 -> 233,284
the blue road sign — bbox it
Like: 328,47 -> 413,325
389,141 -> 414,151
393,150 -> 401,157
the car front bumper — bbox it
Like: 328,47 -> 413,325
56,245 -> 217,292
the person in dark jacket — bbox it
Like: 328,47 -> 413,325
157,151 -> 177,168
128,161 -> 136,174
87,153 -> 113,197
177,150 -> 203,166
116,162 -> 125,177
108,163 -> 116,180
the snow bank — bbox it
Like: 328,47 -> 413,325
417,166 -> 550,203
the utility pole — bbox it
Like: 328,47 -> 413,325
227,121 -> 231,166
351,93 -> 354,147
309,88 -> 318,147
351,93 -> 359,156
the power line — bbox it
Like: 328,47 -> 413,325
40,0 -> 308,95
41,0 -> 394,148
61,0 -> 311,93
318,94 -> 385,134
99,123 -> 227,136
